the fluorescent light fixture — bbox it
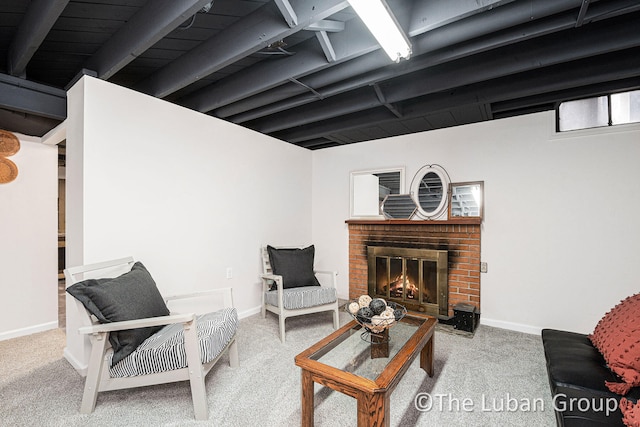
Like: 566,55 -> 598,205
349,0 -> 411,62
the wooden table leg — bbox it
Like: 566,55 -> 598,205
357,391 -> 390,427
420,333 -> 434,377
301,370 -> 314,427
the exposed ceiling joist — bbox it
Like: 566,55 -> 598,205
217,0 -> 595,122
273,48 -> 640,143
402,54 -> 640,123
220,50 -> 390,120
83,0 -> 214,80
385,17 -> 640,103
246,14 -> 640,136
7,0 -> 69,77
406,0 -> 516,35
230,0 -> 640,131
491,77 -> 640,115
0,0 -> 638,147
181,17 -> 378,112
253,86 -> 380,133
135,0 -> 350,98
190,0 -> 517,115
274,107 -> 395,143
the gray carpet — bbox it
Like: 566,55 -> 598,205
0,311 -> 556,426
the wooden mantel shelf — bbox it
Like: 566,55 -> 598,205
346,218 -> 482,225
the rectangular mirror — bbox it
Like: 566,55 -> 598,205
449,181 -> 484,218
350,167 -> 405,218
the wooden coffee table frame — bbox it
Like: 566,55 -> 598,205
294,314 -> 437,427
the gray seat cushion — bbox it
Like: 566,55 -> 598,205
265,286 -> 337,310
108,307 -> 238,378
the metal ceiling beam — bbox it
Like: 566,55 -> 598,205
7,0 -> 69,77
272,49 -> 640,143
83,0 -> 213,80
218,0 -> 592,121
246,13 -> 640,134
136,0 -> 350,98
0,73 -> 66,120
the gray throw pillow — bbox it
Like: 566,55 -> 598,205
66,262 -> 170,366
267,245 -> 321,289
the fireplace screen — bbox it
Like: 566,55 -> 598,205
369,246 -> 448,317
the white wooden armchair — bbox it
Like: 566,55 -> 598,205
64,257 -> 239,420
260,246 -> 339,343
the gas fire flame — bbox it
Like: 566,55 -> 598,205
389,274 -> 418,299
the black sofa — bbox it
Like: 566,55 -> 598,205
542,329 -> 640,427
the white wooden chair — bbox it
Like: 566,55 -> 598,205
260,246 -> 339,343
64,257 -> 239,420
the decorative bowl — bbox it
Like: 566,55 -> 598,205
345,296 -> 407,334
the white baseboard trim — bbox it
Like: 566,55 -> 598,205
238,305 -> 261,319
480,317 -> 543,336
0,321 -> 58,341
63,347 -> 88,377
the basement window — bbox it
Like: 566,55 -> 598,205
557,90 -> 640,132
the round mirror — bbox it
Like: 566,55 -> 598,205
410,165 -> 450,219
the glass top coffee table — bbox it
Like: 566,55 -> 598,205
295,313 -> 437,427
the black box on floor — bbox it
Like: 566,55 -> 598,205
453,303 -> 478,333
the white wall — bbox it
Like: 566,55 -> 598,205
311,112 -> 640,335
65,76 -> 315,370
0,135 -> 58,339
6,74 -> 636,352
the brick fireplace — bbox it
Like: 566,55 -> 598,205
347,219 -> 481,318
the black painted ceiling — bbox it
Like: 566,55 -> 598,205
1,0 -> 639,149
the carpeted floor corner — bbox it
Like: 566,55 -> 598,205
0,311 -> 556,426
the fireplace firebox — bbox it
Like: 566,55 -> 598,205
367,246 -> 448,317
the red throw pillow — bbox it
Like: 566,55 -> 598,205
621,398 -> 640,427
589,293 -> 640,395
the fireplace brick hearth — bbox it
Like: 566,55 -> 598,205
347,219 -> 481,318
